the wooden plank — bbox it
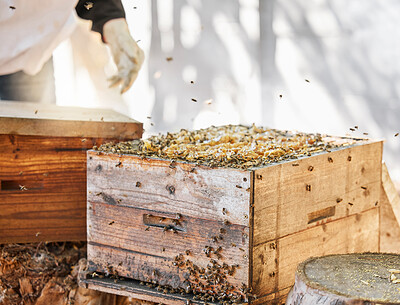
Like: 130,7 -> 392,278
0,101 -> 142,138
87,151 -> 251,226
249,287 -> 290,305
380,164 -> 400,253
253,141 -> 382,246
0,134 -> 137,243
382,162 -> 400,226
251,240 -> 277,297
277,207 -> 379,293
87,200 -> 249,290
79,276 -> 219,305
252,208 -> 379,298
379,184 -> 400,253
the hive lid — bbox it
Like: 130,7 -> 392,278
0,101 -> 142,139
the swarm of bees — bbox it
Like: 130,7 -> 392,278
95,124 -> 361,169
89,216 -> 254,304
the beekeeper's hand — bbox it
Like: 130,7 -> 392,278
103,18 -> 144,94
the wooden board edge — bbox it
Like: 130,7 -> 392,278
249,171 -> 255,292
78,274 -> 249,305
0,117 -> 143,139
87,150 -> 250,174
382,162 -> 400,226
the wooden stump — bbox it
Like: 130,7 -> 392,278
286,253 -> 400,305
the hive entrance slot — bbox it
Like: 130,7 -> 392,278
0,179 -> 44,191
307,206 -> 336,224
142,214 -> 186,232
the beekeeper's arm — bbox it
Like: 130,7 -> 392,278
75,0 -> 144,93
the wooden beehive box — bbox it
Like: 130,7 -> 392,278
0,101 -> 142,244
85,131 -> 382,304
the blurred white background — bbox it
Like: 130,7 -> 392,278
53,0 -> 400,183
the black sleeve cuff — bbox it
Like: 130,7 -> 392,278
75,0 -> 126,37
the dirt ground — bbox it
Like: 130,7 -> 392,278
0,242 -> 148,305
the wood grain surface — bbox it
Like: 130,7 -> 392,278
253,141 -> 382,246
252,208 -> 379,298
0,133 -> 140,243
0,101 -> 142,138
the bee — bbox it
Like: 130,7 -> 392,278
327,157 -> 333,163
145,226 -> 150,231
191,98 -> 197,102
136,181 -> 142,187
219,228 -> 226,234
256,174 -> 262,180
222,208 -> 227,215
235,185 -> 242,189
108,221 -> 115,225
115,161 -> 122,167
185,250 -> 191,255
349,128 -> 355,132
305,79 -> 310,83
176,213 -> 182,219
305,184 -> 311,191
223,219 -> 230,226
347,156 -> 352,161
166,57 -> 173,61
348,202 -> 353,206
336,198 -> 343,203
84,1 -> 93,10
361,186 -> 367,190
169,161 -> 177,169
395,133 -> 399,137
231,243 -> 236,247
167,185 -> 175,195
279,94 -> 283,99
19,185 -> 27,191
292,163 -> 299,167
172,219 -> 180,226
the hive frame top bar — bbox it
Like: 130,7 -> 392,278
91,137 -> 381,171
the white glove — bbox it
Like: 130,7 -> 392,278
103,18 -> 145,94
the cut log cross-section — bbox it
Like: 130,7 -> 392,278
286,253 -> 400,305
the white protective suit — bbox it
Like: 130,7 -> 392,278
0,0 -> 77,75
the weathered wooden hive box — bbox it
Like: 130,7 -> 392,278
0,101 -> 142,244
86,126 -> 382,304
